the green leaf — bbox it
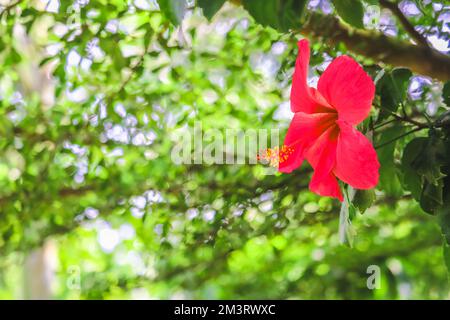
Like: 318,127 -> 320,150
242,0 -> 308,32
197,0 -> 226,20
279,0 -> 308,31
436,110 -> 450,132
411,134 -> 446,185
401,137 -> 427,200
391,68 -> 413,99
437,174 -> 450,243
352,189 -> 376,214
443,81 -> 450,107
420,180 -> 443,215
443,241 -> 450,277
339,186 -> 357,247
403,133 -> 447,212
376,125 -> 405,196
376,68 -> 412,117
101,38 -> 127,71
331,0 -> 364,29
348,201 -> 357,220
440,214 -> 450,244
158,0 -> 188,26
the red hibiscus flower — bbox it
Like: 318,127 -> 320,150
278,39 -> 379,201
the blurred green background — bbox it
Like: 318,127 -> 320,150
0,0 -> 449,299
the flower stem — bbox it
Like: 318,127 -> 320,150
373,118 -> 398,130
374,127 -> 424,149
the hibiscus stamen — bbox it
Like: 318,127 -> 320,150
257,145 -> 295,167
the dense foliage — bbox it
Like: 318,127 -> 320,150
0,0 -> 449,299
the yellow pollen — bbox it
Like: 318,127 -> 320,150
257,145 -> 295,167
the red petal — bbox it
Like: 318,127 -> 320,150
310,173 -> 343,201
291,39 -> 333,114
317,56 -> 375,125
334,120 -> 380,189
277,144 -> 305,173
305,126 -> 343,201
279,112 -> 337,173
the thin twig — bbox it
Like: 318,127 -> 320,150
299,12 -> 450,81
379,0 -> 430,49
373,118 -> 398,130
373,108 -> 429,131
390,112 -> 428,128
375,127 -> 424,149
0,0 -> 22,19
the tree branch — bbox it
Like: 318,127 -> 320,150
379,0 -> 430,49
299,12 -> 450,82
0,0 -> 22,19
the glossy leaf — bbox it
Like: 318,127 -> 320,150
443,81 -> 450,107
331,0 -> 364,29
376,68 -> 412,118
401,137 -> 427,200
420,180 -> 443,214
242,0 -> 308,32
197,0 -> 226,20
352,189 -> 376,214
158,0 -> 188,25
411,134 -> 446,185
375,125 -> 404,196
